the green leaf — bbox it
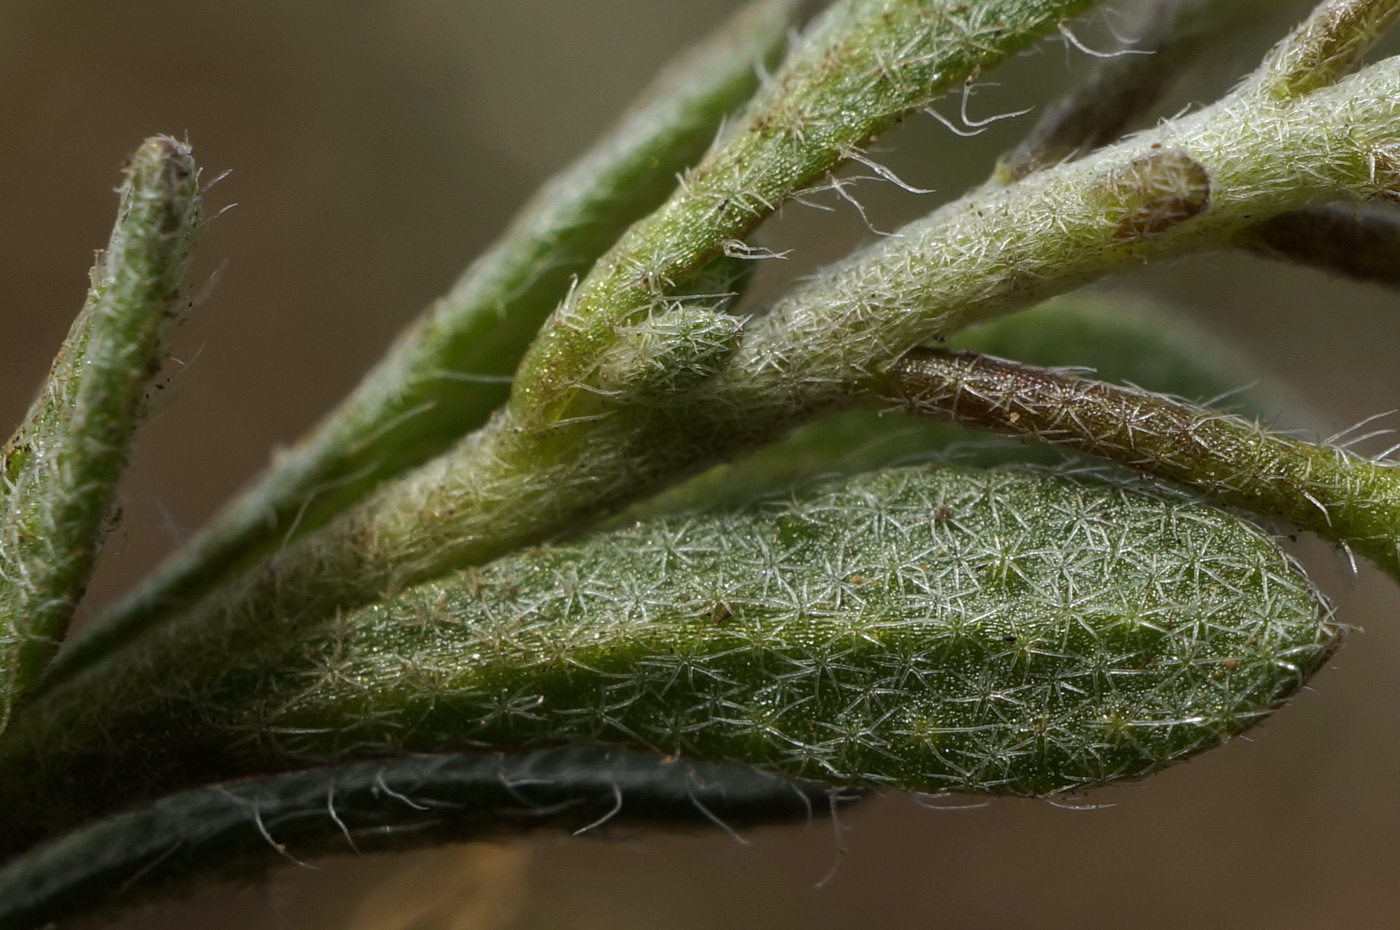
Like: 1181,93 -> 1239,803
87,0 -> 806,673
248,466 -> 1336,797
0,137 -> 202,731
0,465 -> 1334,849
0,747 -> 831,930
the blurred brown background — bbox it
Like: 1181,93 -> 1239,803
3,2 -> 1400,928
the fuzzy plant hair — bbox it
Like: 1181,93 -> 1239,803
5,0 -> 1400,926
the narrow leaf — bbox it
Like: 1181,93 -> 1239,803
0,136 -> 202,731
0,747 -> 831,930
91,0 -> 806,672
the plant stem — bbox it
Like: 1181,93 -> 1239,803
881,348 -> 1400,578
334,41 -> 1400,599
511,0 -> 1105,423
35,46 -> 1400,714
1254,0 -> 1400,100
45,0 -> 1107,700
1243,204 -> 1400,287
993,0 -> 1313,183
993,0 -> 1400,289
94,0 -> 806,654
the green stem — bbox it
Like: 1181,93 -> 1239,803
992,0 -> 1400,292
34,44 -> 1400,716
44,0 -> 1107,700
351,39 -> 1400,602
512,0 -> 1105,423
994,0 -> 1314,183
1254,0 -> 1400,100
94,0 -> 805,656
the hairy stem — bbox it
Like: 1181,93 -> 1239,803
45,0 -> 1107,697
994,0 -> 1314,183
97,0 -> 806,653
36,45 -> 1400,716
512,0 -> 1104,423
1254,0 -> 1400,100
882,348 -> 1400,578
298,51 -> 1400,596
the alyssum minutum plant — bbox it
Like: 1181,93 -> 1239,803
4,0 -> 1400,925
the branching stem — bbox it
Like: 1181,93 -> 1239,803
37,38 -> 1400,716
